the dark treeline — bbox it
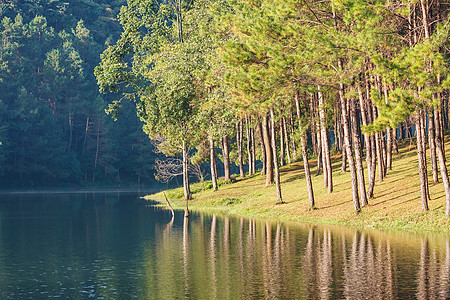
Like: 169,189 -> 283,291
0,0 -> 165,188
96,0 -> 450,216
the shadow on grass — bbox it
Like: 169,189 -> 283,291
319,199 -> 352,209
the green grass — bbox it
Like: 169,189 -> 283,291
145,136 -> 450,233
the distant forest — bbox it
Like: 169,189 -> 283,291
0,0 -> 166,188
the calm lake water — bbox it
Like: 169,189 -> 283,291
0,192 -> 449,299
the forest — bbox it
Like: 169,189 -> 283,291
95,0 -> 450,216
1,0 -> 450,219
0,0 -> 163,188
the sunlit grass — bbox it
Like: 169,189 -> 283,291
145,136 -> 450,232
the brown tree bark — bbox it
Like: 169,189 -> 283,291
209,137 -> 218,191
262,114 -> 274,186
246,116 -> 253,176
251,127 -> 256,174
318,87 -> 333,193
295,93 -> 315,208
289,112 -> 297,160
428,110 -> 439,184
316,129 -> 322,177
383,84 -> 393,171
415,110 -> 429,211
222,135 -> 231,181
338,65 -> 361,212
283,117 -> 291,164
350,98 -> 368,207
258,121 -> 267,175
419,109 -> 431,200
270,107 -> 283,203
280,119 -> 285,166
358,81 -> 374,199
373,105 -> 385,182
434,108 -> 450,217
237,120 -> 245,178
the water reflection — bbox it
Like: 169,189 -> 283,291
0,193 -> 450,299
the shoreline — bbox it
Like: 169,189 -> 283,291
144,140 -> 450,233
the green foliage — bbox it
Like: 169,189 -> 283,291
0,2 -> 159,188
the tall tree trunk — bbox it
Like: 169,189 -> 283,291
358,82 -> 374,199
420,108 -> 431,200
318,87 -> 333,193
209,137 -> 218,191
182,141 -> 191,217
246,116 -> 253,176
350,98 -> 368,207
237,120 -> 244,178
383,84 -> 393,171
316,129 -> 322,176
270,107 -> 283,203
381,130 -> 387,177
372,103 -> 385,182
428,110 -> 439,184
415,111 -> 429,211
289,112 -> 297,160
434,108 -> 450,217
251,127 -> 256,174
295,92 -> 315,208
386,128 -> 392,171
262,114 -> 274,186
283,117 -> 291,164
280,119 -> 285,167
222,135 -> 230,181
258,121 -> 266,175
338,64 -> 361,212
392,128 -> 399,154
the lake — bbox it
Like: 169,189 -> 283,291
0,192 -> 448,299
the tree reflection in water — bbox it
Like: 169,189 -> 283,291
147,212 -> 449,299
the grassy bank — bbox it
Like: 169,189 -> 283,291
145,137 -> 450,233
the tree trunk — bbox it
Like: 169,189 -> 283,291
262,114 -> 274,186
434,108 -> 450,217
182,141 -> 191,217
280,119 -> 285,166
295,93 -> 315,208
258,121 -> 266,175
317,86 -> 333,194
392,128 -> 399,154
415,111 -> 429,211
251,127 -> 256,174
358,82 -> 374,199
350,98 -> 368,207
246,116 -> 253,176
318,87 -> 333,193
222,135 -> 230,181
316,129 -> 322,176
338,67 -> 361,212
383,84 -> 392,171
237,120 -> 244,178
283,117 -> 291,164
373,103 -> 385,182
428,110 -> 439,184
209,137 -> 218,191
270,107 -> 283,203
289,112 -> 297,160
420,108 -> 431,200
